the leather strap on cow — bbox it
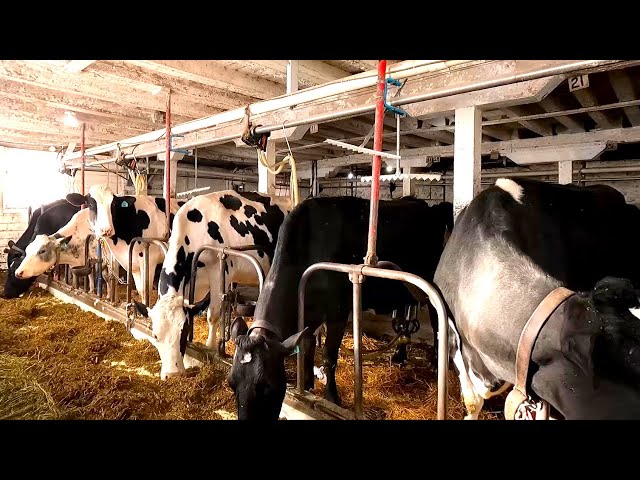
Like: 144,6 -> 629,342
247,319 -> 283,341
504,286 -> 576,420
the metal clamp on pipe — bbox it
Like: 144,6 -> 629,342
384,78 -> 409,117
240,105 -> 270,151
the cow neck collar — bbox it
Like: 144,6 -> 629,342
248,319 -> 282,342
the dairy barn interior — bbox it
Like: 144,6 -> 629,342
1,59 -> 640,421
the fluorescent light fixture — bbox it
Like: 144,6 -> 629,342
63,111 -> 80,128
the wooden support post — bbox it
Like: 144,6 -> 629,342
558,160 -> 573,185
402,167 -> 415,196
258,142 -> 276,194
453,106 -> 481,220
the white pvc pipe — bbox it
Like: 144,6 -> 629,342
63,61 -> 470,164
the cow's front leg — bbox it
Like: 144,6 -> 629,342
322,319 -> 347,406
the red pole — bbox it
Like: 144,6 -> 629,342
364,60 -> 387,266
81,123 -> 86,209
164,90 -> 172,237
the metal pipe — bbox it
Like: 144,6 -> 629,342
194,147 -> 198,190
143,243 -> 150,306
351,274 -> 364,419
73,60 -> 626,166
217,251 -> 227,353
296,261 -> 449,419
97,239 -> 102,298
127,237 -> 168,305
188,244 -> 266,306
81,123 -> 86,201
396,114 -> 401,174
364,60 -> 387,266
164,91 -> 172,239
65,61 -> 465,164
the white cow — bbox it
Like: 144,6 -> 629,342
65,185 -> 185,295
15,208 -> 112,296
134,190 -> 292,380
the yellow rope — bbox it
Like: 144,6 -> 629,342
257,150 -> 299,206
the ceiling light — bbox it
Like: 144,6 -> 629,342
151,86 -> 163,95
48,146 -> 57,152
347,172 -> 354,179
63,111 -> 80,128
386,165 -> 394,173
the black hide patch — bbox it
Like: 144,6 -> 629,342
184,236 -> 190,246
220,195 -> 242,211
187,209 -> 203,223
159,246 -> 198,296
244,205 -> 257,218
237,191 -> 271,207
110,197 -> 151,245
207,221 -> 224,243
229,201 -> 284,261
154,198 -> 167,213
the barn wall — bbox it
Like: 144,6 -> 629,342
0,147 -> 69,266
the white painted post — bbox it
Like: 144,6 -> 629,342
157,151 -> 185,198
453,106 -> 482,220
258,141 -> 276,194
287,61 -> 299,94
558,160 -> 573,184
402,167 -> 415,196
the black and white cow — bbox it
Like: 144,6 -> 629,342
65,185 -> 185,295
133,190 -> 292,381
3,199 -> 80,299
14,207 -> 113,296
227,195 -> 454,420
433,178 -> 640,420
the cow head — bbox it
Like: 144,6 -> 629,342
533,276 -> 640,419
227,318 -> 310,420
134,292 -> 210,380
14,234 -> 73,279
2,240 -> 30,298
66,185 -> 115,237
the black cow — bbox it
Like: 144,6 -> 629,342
3,199 -> 80,299
228,195 -> 453,420
433,178 -> 640,420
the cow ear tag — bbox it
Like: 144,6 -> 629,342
290,345 -> 300,356
121,200 -> 129,208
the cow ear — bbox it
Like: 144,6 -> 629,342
184,292 -> 210,316
280,327 -> 311,355
230,317 -> 248,341
66,193 -> 87,207
55,235 -> 73,249
134,301 -> 149,318
7,240 -> 15,248
592,277 -> 640,311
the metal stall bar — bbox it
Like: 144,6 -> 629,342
164,91 -> 172,240
297,262 -> 449,420
126,237 -> 168,306
364,60 -> 387,266
189,245 -> 266,355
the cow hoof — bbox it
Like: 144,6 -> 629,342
391,350 -> 407,364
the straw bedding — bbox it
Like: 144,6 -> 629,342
0,272 -> 235,420
2,271 -> 503,420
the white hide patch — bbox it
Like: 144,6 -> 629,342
630,308 -> 640,320
88,184 -> 114,205
495,178 -> 524,204
241,352 -> 252,364
147,294 -> 188,378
